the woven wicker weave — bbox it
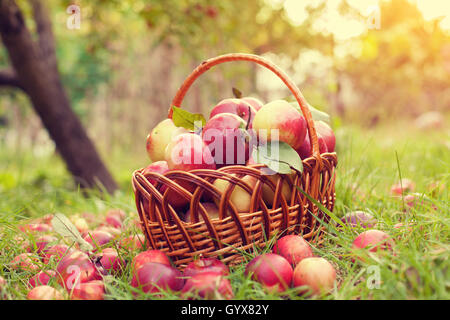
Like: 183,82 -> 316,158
132,53 -> 337,269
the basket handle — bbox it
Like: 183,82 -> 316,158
168,53 -> 321,159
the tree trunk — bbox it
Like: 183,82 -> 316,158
0,0 -> 118,193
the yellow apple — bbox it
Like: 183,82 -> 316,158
146,119 -> 186,162
213,174 -> 256,213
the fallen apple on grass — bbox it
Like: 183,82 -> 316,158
390,178 -> 415,196
181,272 -> 234,300
97,248 -> 124,274
183,257 -> 229,278
27,285 -> 64,300
27,235 -> 58,254
352,230 -> 394,262
292,257 -> 336,296
70,280 -> 105,300
43,244 -> 72,264
272,235 -> 313,267
28,270 -> 57,288
131,262 -> 184,294
19,223 -> 52,234
340,211 -> 377,229
56,250 -> 103,290
132,249 -> 171,272
9,253 -> 41,272
244,253 -> 293,293
119,234 -> 147,251
83,230 -> 114,249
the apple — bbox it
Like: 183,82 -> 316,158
82,212 -> 98,225
242,97 -> 264,111
146,119 -> 186,162
29,270 -> 57,288
202,113 -> 249,167
272,235 -> 313,267
390,178 -> 415,196
83,230 -> 114,249
104,214 -> 122,229
352,230 -> 394,262
95,225 -> 121,236
0,276 -> 6,299
213,174 -> 257,213
9,253 -> 40,272
184,202 -> 220,222
132,250 -> 171,272
19,223 -> 52,234
183,257 -> 229,278
165,133 -> 216,171
71,216 -> 89,233
142,160 -> 170,185
292,257 -> 336,295
70,280 -> 105,300
56,250 -> 103,290
244,253 -> 293,293
43,244 -> 72,264
181,272 -> 234,300
27,285 -> 64,300
119,234 -> 147,251
340,211 -> 377,229
105,209 -> 127,221
209,98 -> 256,125
261,174 -> 292,207
131,262 -> 184,294
314,121 -> 335,152
97,248 -> 124,274
252,100 -> 307,150
27,235 -> 57,254
295,128 -> 328,159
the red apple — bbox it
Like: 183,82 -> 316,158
43,244 -> 72,264
272,235 -> 313,267
146,119 -> 187,162
295,128 -> 328,159
292,257 -> 336,295
19,223 -> 52,234
209,98 -> 256,125
183,257 -> 229,278
83,230 -> 114,249
244,253 -> 293,293
27,235 -> 58,254
165,133 -> 216,171
142,160 -> 170,185
181,272 -> 234,300
28,270 -> 57,288
131,262 -> 184,294
242,97 -> 264,111
202,113 -> 249,167
252,100 -> 307,150
56,250 -> 103,290
27,285 -> 64,300
390,178 -> 415,196
352,230 -> 394,262
9,253 -> 40,272
340,211 -> 377,229
132,250 -> 171,272
104,215 -> 122,229
315,121 -> 335,152
97,248 -> 124,274
96,225 -> 121,236
105,209 -> 127,221
70,280 -> 105,300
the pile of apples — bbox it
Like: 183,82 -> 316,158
144,95 -> 336,218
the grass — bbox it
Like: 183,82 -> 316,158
0,120 -> 449,300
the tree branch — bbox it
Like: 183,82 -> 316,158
0,68 -> 24,90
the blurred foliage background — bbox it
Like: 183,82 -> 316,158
0,0 -> 449,189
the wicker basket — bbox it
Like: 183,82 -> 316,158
132,53 -> 337,269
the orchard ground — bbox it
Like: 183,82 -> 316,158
0,120 -> 448,300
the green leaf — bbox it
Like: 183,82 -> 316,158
289,101 -> 331,124
171,106 -> 206,132
252,141 -> 303,175
232,87 -> 243,99
51,213 -> 93,252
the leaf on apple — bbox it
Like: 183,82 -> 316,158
51,213 -> 93,252
171,106 -> 206,132
232,87 -> 243,99
289,101 -> 330,124
252,141 -> 303,175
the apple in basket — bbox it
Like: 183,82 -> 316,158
209,98 -> 257,126
213,174 -> 257,214
296,129 -> 328,159
242,97 -> 264,111
202,112 -> 250,167
146,119 -> 187,162
252,100 -> 307,150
